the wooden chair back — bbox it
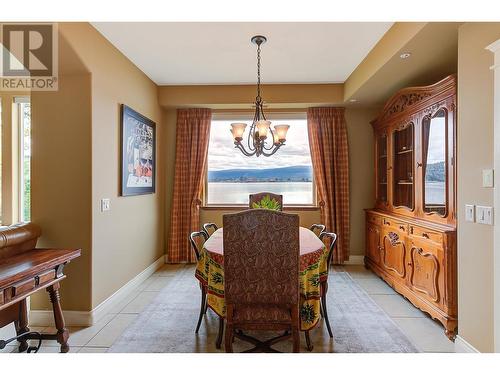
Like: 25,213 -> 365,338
202,222 -> 218,237
309,224 -> 326,237
189,231 -> 208,261
248,192 -> 283,211
223,209 -> 299,307
320,232 -> 338,273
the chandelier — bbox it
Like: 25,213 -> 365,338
230,35 -> 290,157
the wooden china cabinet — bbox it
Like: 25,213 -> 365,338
365,75 -> 457,340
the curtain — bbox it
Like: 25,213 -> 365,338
307,107 -> 350,264
167,108 -> 211,263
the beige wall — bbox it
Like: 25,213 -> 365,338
159,84 -> 344,109
57,23 -> 165,308
345,107 -> 378,255
457,22 -> 500,352
26,23 -> 165,311
30,73 -> 93,311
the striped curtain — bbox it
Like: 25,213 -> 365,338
307,107 -> 350,264
167,108 -> 211,263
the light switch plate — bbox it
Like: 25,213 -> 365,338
482,169 -> 494,188
100,198 -> 111,212
465,204 -> 475,222
476,205 -> 493,225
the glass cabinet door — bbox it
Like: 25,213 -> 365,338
422,109 -> 447,216
376,133 -> 388,203
392,123 -> 414,210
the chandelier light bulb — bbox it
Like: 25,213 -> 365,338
272,131 -> 280,145
273,124 -> 290,142
256,120 -> 271,139
230,122 -> 247,142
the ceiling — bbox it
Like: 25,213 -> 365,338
346,22 -> 459,106
91,22 -> 393,85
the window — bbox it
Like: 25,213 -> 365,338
206,114 -> 315,206
16,98 -> 31,222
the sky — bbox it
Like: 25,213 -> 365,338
426,117 -> 445,164
207,118 -> 312,171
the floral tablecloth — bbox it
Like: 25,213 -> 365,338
195,227 -> 328,331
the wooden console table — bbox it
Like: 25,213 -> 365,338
0,223 -> 81,353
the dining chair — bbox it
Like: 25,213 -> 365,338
309,224 -> 326,237
303,231 -> 337,351
223,209 -> 300,352
248,192 -> 283,211
189,231 -> 209,333
202,222 -> 218,237
318,231 -> 338,338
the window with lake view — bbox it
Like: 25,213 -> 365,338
206,117 -> 314,206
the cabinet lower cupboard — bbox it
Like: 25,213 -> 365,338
365,210 -> 457,339
365,75 -> 457,340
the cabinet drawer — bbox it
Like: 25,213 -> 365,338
382,217 -> 408,233
11,278 -> 36,298
409,226 -> 443,244
367,213 -> 382,226
37,270 -> 56,285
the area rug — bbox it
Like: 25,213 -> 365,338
109,266 -> 419,353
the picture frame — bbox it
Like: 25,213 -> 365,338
120,104 -> 156,196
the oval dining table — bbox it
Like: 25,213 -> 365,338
195,226 -> 328,332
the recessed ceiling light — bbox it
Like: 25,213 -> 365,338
349,99 -> 357,103
400,52 -> 412,59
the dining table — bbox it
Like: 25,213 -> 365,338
195,226 -> 328,331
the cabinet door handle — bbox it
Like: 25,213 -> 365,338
417,162 -> 423,168
399,225 -> 406,231
407,262 -> 412,266
422,233 -> 429,239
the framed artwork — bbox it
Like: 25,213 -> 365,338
121,104 -> 156,196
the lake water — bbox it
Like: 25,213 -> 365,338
207,182 -> 314,205
207,181 -> 446,206
425,181 -> 445,204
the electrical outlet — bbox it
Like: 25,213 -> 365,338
465,204 -> 475,222
476,205 -> 493,225
100,198 -> 111,212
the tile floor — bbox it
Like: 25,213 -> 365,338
0,264 -> 455,353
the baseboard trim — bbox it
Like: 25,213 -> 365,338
345,255 -> 364,265
28,310 -> 93,327
30,255 -> 166,327
455,335 -> 480,353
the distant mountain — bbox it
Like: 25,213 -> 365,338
208,165 -> 312,182
425,161 -> 445,182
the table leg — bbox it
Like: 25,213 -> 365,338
14,299 -> 29,352
47,283 -> 69,353
216,317 -> 224,349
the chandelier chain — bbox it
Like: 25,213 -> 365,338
230,35 -> 288,158
256,42 -> 261,102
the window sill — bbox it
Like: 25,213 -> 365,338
201,205 -> 320,212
